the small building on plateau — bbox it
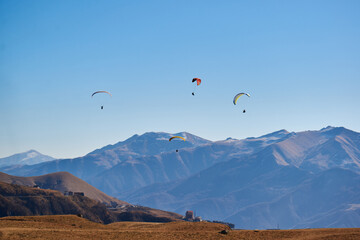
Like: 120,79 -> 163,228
184,211 -> 194,221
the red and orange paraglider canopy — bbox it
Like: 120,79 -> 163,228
192,78 -> 201,86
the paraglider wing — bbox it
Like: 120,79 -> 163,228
192,78 -> 201,86
91,91 -> 112,97
233,92 -> 250,105
169,136 -> 186,141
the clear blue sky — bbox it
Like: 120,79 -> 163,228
1,0 -> 359,158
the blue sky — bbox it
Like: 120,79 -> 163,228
1,0 -> 359,158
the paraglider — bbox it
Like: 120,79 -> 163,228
233,93 -> 250,113
192,78 -> 201,96
233,93 -> 250,105
169,136 -> 186,153
169,136 -> 186,142
91,91 -> 111,109
91,91 -> 112,97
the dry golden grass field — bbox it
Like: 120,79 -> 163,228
0,215 -> 359,240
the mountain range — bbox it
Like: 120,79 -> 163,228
1,126 -> 360,229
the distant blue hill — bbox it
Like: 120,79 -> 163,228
0,150 -> 55,167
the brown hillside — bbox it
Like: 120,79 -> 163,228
0,171 -> 127,206
0,215 -> 359,240
112,205 -> 184,222
0,182 -> 183,224
0,182 -> 116,224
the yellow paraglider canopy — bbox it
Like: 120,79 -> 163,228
169,136 -> 186,141
233,93 -> 250,105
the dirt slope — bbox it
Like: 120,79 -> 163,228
0,171 -> 127,205
0,215 -> 359,240
0,181 -> 183,224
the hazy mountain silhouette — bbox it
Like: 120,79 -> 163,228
0,150 -> 55,167
224,168 -> 360,229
